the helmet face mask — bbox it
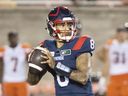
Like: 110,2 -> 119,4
47,6 -> 77,42
55,19 -> 76,41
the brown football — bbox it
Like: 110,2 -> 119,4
28,47 -> 48,74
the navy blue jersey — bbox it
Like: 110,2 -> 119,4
42,36 -> 95,96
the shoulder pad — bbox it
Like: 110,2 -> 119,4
72,36 -> 95,53
39,40 -> 47,47
39,39 -> 54,48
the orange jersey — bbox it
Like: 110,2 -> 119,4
104,39 -> 128,75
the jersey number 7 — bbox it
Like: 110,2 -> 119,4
11,57 -> 18,72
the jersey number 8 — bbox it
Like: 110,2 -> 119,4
90,39 -> 95,50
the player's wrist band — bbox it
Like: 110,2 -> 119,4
54,62 -> 72,77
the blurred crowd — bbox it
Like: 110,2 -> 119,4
0,0 -> 128,8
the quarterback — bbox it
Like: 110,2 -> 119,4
27,6 -> 95,96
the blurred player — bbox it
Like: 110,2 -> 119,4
97,24 -> 128,96
0,32 -> 31,96
27,6 -> 95,96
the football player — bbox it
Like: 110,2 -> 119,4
0,32 -> 31,96
27,6 -> 95,96
97,24 -> 128,96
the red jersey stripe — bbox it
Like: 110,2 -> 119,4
72,36 -> 87,50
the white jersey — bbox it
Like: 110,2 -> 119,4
0,44 -> 31,82
106,39 -> 128,75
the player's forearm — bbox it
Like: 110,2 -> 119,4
70,70 -> 88,85
54,64 -> 88,85
69,53 -> 89,85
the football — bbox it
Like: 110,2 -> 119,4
28,46 -> 48,74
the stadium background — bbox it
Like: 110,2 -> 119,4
0,0 -> 128,96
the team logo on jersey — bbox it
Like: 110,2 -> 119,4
60,49 -> 71,56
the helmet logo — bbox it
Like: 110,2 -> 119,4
49,7 -> 60,16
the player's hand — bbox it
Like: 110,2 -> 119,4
41,48 -> 56,69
